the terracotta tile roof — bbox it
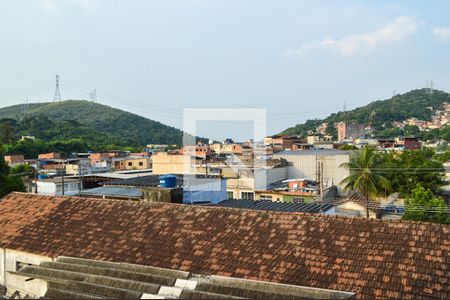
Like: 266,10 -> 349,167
0,192 -> 449,299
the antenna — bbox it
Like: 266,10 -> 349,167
343,101 -> 347,113
53,75 -> 62,102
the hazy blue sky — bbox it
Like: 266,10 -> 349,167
1,0 -> 450,140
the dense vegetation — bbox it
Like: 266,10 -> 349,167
378,148 -> 446,196
402,184 -> 449,224
0,143 -> 25,197
341,146 -> 448,223
282,89 -> 450,140
0,100 -> 185,149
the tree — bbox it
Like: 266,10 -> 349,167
379,149 -> 446,196
338,144 -> 358,150
340,146 -> 391,218
403,184 -> 449,224
325,122 -> 337,140
403,125 -> 420,137
0,143 -> 25,198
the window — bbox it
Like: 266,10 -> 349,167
227,191 -> 233,199
260,194 -> 273,200
293,197 -> 305,204
139,162 -> 144,166
241,192 -> 254,200
128,162 -> 133,167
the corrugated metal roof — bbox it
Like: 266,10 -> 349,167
212,199 -> 332,213
80,186 -> 143,198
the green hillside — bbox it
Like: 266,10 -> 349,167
0,100 -> 184,148
282,89 -> 450,139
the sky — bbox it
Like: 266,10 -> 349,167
0,0 -> 450,141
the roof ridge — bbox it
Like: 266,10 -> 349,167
3,192 -> 449,228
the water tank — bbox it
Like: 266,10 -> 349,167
38,174 -> 48,180
160,175 -> 177,188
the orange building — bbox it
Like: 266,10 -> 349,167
38,152 -> 61,160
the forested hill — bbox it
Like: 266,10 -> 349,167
0,100 -> 184,147
281,88 -> 450,137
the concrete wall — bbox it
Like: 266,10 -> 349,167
142,187 -> 183,204
0,248 -> 52,298
334,201 -> 376,218
152,153 -> 185,175
274,151 -> 350,195
37,181 -> 80,196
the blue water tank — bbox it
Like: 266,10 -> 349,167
38,174 -> 48,180
160,175 -> 177,188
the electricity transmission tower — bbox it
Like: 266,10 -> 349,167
53,75 -> 62,102
90,89 -> 97,102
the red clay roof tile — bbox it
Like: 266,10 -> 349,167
0,192 -> 448,299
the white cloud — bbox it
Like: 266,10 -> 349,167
432,27 -> 450,42
286,16 -> 418,57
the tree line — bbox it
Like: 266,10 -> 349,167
341,146 -> 449,224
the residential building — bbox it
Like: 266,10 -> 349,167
396,136 -> 421,150
255,178 -> 318,203
336,121 -> 365,141
64,159 -> 91,176
210,143 -> 243,155
89,153 -> 112,173
152,152 -> 204,175
112,157 -> 151,171
225,165 -> 288,200
264,135 -> 304,151
179,145 -> 211,158
0,192 -> 448,299
38,152 -> 61,160
35,178 -> 81,196
4,155 -> 25,167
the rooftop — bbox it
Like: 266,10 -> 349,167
0,192 -> 448,299
79,186 -> 143,199
211,199 -> 331,213
275,150 -> 351,156
13,256 -> 353,299
103,174 -> 221,188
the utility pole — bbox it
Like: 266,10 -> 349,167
319,161 -> 324,213
78,162 -> 83,195
61,162 -> 65,196
35,169 -> 38,194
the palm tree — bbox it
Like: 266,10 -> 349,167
340,146 -> 391,218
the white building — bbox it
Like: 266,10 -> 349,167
273,150 -> 351,195
35,178 -> 81,196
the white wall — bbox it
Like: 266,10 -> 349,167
0,248 -> 52,298
37,181 -> 80,196
274,152 -> 350,194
